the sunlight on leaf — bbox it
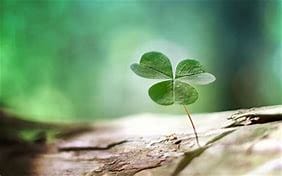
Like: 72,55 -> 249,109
178,72 -> 216,85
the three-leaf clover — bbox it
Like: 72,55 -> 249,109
130,51 -> 216,147
131,51 -> 216,105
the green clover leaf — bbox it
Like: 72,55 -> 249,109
175,59 -> 216,85
130,51 -> 173,79
131,51 -> 216,106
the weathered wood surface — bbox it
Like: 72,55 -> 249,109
0,105 -> 282,176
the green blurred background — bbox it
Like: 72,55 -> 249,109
0,0 -> 281,122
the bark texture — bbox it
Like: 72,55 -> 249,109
0,105 -> 282,176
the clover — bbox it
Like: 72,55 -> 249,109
131,51 -> 216,146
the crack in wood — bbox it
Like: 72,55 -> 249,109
57,140 -> 128,152
226,106 -> 282,127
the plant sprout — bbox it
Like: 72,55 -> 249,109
131,51 -> 216,147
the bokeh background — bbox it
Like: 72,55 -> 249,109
0,0 -> 281,122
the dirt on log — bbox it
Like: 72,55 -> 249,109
0,105 -> 282,176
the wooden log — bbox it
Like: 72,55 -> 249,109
0,105 -> 281,176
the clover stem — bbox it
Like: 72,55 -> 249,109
183,105 -> 200,147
